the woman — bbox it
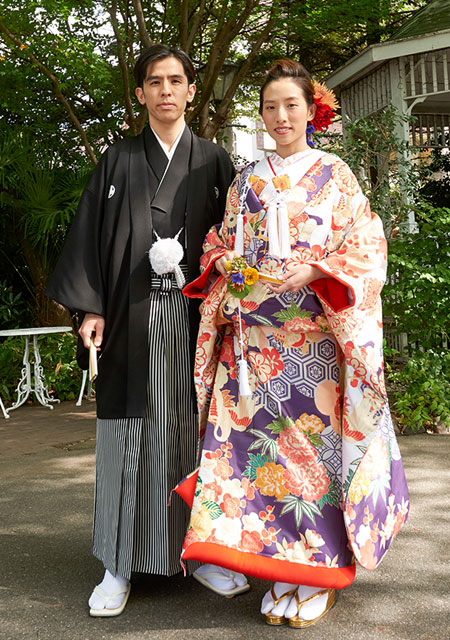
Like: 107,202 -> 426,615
177,59 -> 409,627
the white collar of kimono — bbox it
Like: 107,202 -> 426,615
151,124 -> 186,161
253,149 -> 324,202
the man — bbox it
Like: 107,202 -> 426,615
46,44 -> 246,616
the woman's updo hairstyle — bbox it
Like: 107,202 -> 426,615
259,59 -> 314,115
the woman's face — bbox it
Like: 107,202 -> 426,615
261,78 -> 316,158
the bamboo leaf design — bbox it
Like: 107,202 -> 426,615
202,500 -> 223,520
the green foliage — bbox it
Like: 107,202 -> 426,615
0,280 -> 31,329
386,350 -> 450,433
0,129 -> 91,323
383,204 -> 450,350
322,105 -> 419,231
0,331 -> 82,404
0,0 -> 427,153
419,142 -> 450,208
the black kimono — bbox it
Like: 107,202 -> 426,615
47,125 -> 234,418
46,126 -> 235,578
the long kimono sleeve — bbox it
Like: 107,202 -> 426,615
46,156 -> 108,316
306,160 -> 409,570
309,163 -> 387,315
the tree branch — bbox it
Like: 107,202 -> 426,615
132,0 -> 153,49
109,0 -> 137,135
180,0 -> 189,51
199,6 -> 278,140
0,21 -> 98,165
185,0 -> 208,53
188,0 -> 259,126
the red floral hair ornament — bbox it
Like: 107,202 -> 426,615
307,80 -> 339,146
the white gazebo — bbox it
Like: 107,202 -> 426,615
325,0 -> 450,153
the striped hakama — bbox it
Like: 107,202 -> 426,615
93,269 -> 197,579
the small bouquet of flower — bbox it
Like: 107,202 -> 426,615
224,256 -> 259,299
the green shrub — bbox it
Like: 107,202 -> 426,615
0,280 -> 32,329
383,204 -> 450,351
386,350 -> 450,433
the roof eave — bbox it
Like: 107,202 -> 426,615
326,28 -> 450,91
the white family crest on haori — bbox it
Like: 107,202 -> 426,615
148,229 -> 185,288
108,185 -> 116,199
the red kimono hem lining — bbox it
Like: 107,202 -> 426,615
183,542 -> 356,589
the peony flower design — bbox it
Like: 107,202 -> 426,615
283,459 -> 330,502
277,421 -> 318,466
255,461 -> 289,500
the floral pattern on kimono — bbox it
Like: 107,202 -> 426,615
178,150 -> 409,587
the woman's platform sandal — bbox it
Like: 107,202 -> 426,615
288,588 -> 336,628
264,585 -> 298,626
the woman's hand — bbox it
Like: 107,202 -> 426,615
215,250 -> 240,277
79,313 -> 105,350
267,264 -> 329,294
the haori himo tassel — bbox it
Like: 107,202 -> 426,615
148,228 -> 186,288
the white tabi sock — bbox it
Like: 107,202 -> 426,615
261,581 -> 298,616
195,563 -> 248,592
261,582 -> 331,620
284,585 -> 331,621
88,569 -> 129,611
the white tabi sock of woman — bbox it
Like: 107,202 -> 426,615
195,563 -> 247,591
88,569 -> 129,611
284,585 -> 330,621
261,582 -> 298,616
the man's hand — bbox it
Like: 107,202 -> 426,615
267,264 -> 328,294
215,250 -> 240,277
79,313 -> 105,350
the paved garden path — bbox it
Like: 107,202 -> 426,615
1,401 -> 449,640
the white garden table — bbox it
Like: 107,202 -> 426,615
0,326 -> 72,419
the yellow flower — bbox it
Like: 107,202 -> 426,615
243,267 -> 259,285
224,260 -> 233,272
296,413 -> 325,434
347,474 -> 371,505
255,462 -> 289,500
312,80 -> 339,110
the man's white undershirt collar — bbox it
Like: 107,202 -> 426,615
151,124 -> 186,161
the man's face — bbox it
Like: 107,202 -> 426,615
135,56 -> 196,128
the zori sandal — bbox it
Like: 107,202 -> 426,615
89,583 -> 131,617
288,588 -> 336,628
265,584 -> 298,626
193,568 -> 250,598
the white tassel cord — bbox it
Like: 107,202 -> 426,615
174,265 -> 186,288
277,202 -> 291,258
238,358 -> 251,396
237,301 -> 252,397
235,213 -> 244,255
267,203 -> 281,257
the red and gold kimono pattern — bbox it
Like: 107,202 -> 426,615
178,150 -> 409,589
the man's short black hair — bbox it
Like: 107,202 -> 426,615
134,44 -> 195,88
